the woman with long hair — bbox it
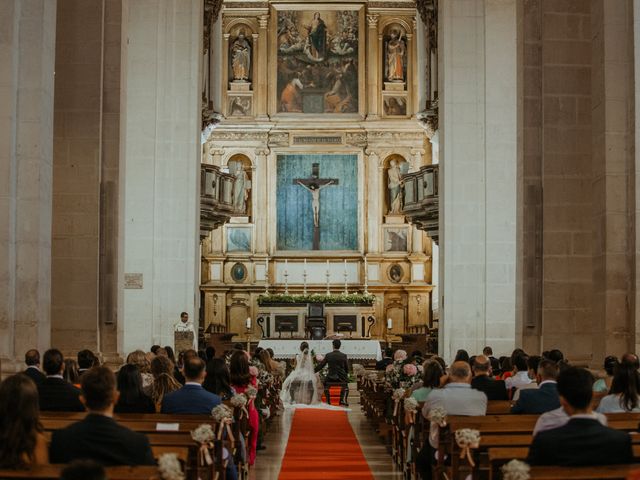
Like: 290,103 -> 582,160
229,350 -> 259,466
63,359 -> 80,387
0,374 -> 48,468
149,355 -> 181,412
597,363 -> 640,413
114,364 -> 155,414
126,350 -> 154,393
594,356 -> 619,393
203,358 -> 235,400
411,361 -> 444,402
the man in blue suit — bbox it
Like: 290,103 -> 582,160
511,359 -> 560,414
161,357 -> 221,414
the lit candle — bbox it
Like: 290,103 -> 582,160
364,256 -> 368,279
326,259 -> 329,272
246,317 -> 251,329
304,258 -> 307,273
344,259 -> 347,273
387,318 -> 393,330
285,258 -> 288,274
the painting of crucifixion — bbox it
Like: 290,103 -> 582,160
276,154 -> 358,251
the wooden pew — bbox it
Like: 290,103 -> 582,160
0,465 -> 160,479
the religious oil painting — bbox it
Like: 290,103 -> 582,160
275,6 -> 362,114
226,226 -> 252,253
383,226 -> 409,252
228,95 -> 252,117
276,154 -> 358,251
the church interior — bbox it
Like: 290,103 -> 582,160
4,0 -> 640,478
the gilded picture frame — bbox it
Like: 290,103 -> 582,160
269,3 -> 366,119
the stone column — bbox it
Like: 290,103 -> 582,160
118,0 -> 202,354
256,15 -> 269,119
365,150 -> 381,253
254,148 -> 269,253
440,0 -> 518,360
0,0 -> 56,371
366,14 -> 380,119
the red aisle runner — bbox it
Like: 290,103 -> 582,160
278,409 -> 374,480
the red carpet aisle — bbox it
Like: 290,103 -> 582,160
278,409 -> 375,480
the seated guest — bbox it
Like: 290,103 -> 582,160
0,374 -> 48,468
60,460 -> 106,480
596,362 -> 640,413
205,346 -> 216,361
505,353 -> 532,391
533,406 -> 607,436
417,361 -> 487,480
376,347 -> 394,371
64,359 -> 81,387
511,355 -> 541,401
149,355 -> 181,411
498,356 -> 512,380
471,355 -> 508,400
453,349 -> 469,363
593,355 -> 618,393
49,367 -> 155,466
161,357 -> 221,414
114,364 -> 155,414
77,349 -> 99,377
527,367 -> 632,466
483,346 -> 500,373
422,361 -> 488,420
38,349 -> 84,412
511,359 -> 560,414
203,358 -> 235,400
412,360 -> 444,402
126,350 -> 154,393
23,349 -> 45,385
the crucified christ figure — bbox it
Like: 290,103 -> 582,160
296,179 -> 334,227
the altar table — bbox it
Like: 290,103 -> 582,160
257,339 -> 382,361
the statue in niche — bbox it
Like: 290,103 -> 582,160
230,160 -> 251,214
387,159 -> 404,214
385,28 -> 406,83
231,29 -> 251,82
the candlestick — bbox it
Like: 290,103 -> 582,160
245,317 -> 251,329
343,261 -> 348,295
363,256 -> 369,294
264,258 -> 269,294
325,262 -> 331,295
303,270 -> 308,295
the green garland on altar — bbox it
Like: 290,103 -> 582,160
257,292 -> 375,306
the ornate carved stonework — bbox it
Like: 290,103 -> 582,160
368,131 -> 424,142
215,131 -> 269,142
366,13 -> 379,28
345,132 -> 368,148
268,131 -> 289,147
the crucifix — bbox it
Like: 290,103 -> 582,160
294,163 -> 339,250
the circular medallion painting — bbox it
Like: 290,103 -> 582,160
231,262 -> 247,283
388,264 -> 403,283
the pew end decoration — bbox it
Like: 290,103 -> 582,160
427,406 -> 448,447
158,453 -> 185,480
191,424 -> 216,467
392,388 -> 406,416
403,396 -> 419,424
230,393 -> 249,419
454,428 -> 480,467
211,404 -> 235,442
352,363 -> 365,377
501,459 -> 530,480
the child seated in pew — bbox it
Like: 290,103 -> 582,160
527,367 -> 633,466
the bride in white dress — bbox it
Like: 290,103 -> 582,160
280,344 -> 320,406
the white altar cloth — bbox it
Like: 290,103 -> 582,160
257,339 -> 382,361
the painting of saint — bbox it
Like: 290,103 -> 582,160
276,8 -> 361,114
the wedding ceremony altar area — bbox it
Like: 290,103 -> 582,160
257,339 -> 383,361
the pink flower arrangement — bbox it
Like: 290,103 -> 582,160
403,364 -> 418,376
386,364 -> 395,373
394,350 -> 408,361
249,366 -> 259,377
316,354 -> 325,362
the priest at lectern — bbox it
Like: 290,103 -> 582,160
174,311 -> 197,354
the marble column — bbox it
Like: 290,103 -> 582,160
118,0 -> 202,355
439,0 -> 519,361
366,14 -> 380,119
0,0 -> 56,371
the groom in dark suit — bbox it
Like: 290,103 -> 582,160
315,339 -> 349,406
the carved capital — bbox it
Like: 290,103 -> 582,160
258,15 -> 269,30
366,13 -> 379,28
345,131 -> 368,148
